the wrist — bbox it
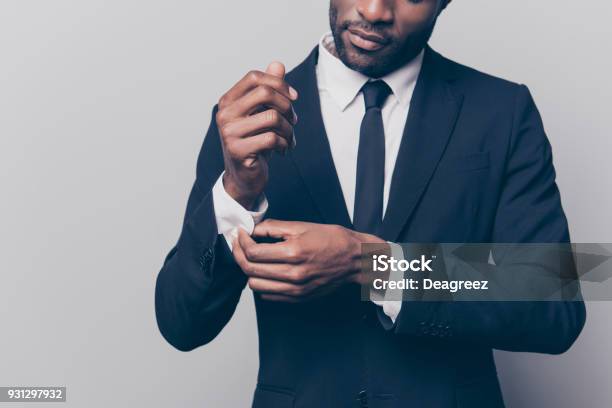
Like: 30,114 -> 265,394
351,231 -> 391,285
355,231 -> 387,245
348,230 -> 388,284
222,173 -> 259,210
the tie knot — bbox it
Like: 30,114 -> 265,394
361,80 -> 392,110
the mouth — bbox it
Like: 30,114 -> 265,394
346,27 -> 389,52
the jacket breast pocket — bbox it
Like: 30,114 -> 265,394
438,151 -> 490,173
252,384 -> 295,408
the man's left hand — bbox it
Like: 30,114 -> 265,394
232,219 -> 386,302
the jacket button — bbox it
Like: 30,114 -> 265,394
199,248 -> 214,270
356,390 -> 368,407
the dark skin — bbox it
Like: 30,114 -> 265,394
218,62 -> 298,210
233,222 -> 382,302
220,0 -> 451,301
330,0 -> 451,78
234,223 -> 393,302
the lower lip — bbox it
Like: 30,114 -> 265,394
348,32 -> 386,52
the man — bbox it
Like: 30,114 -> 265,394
155,0 -> 586,406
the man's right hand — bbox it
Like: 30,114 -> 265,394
215,62 -> 298,210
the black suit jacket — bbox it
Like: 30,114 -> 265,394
155,46 -> 586,408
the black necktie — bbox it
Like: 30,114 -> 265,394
353,80 -> 392,235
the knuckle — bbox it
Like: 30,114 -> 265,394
264,132 -> 278,146
286,245 -> 301,262
247,70 -> 262,82
277,79 -> 289,94
244,246 -> 258,260
291,268 -> 308,283
218,94 -> 228,109
257,85 -> 274,100
265,109 -> 281,126
224,140 -> 237,155
219,122 -> 234,139
276,136 -> 288,150
268,75 -> 282,86
243,157 -> 258,169
282,100 -> 292,115
244,261 -> 256,274
250,264 -> 258,276
215,109 -> 228,126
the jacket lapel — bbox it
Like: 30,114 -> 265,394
380,47 -> 464,241
285,46 -> 464,238
286,47 -> 353,229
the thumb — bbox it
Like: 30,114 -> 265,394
266,61 -> 286,79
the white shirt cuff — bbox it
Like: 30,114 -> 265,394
371,242 -> 404,324
211,172 -> 268,250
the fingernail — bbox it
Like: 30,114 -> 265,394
289,86 -> 298,100
292,107 -> 298,124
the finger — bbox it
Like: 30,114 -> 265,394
237,228 -> 302,268
222,109 -> 293,144
266,61 -> 286,78
229,132 -> 289,158
222,110 -> 293,155
242,239 -> 307,266
234,231 -> 289,279
252,219 -> 306,240
260,62 -> 296,104
236,228 -> 258,255
232,229 -> 252,272
240,259 -> 312,284
260,294 -> 302,303
241,261 -> 293,279
222,69 -> 298,106
248,277 -> 312,298
224,85 -> 296,124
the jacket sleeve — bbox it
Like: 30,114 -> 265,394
155,106 -> 248,351
389,85 -> 586,354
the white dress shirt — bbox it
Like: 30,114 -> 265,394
212,32 -> 424,323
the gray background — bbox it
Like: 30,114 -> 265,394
1,1 -> 610,407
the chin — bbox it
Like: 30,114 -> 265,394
336,35 -> 408,78
343,50 -> 396,78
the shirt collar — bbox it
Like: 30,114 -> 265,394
317,32 -> 424,111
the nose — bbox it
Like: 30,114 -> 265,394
356,0 -> 394,24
